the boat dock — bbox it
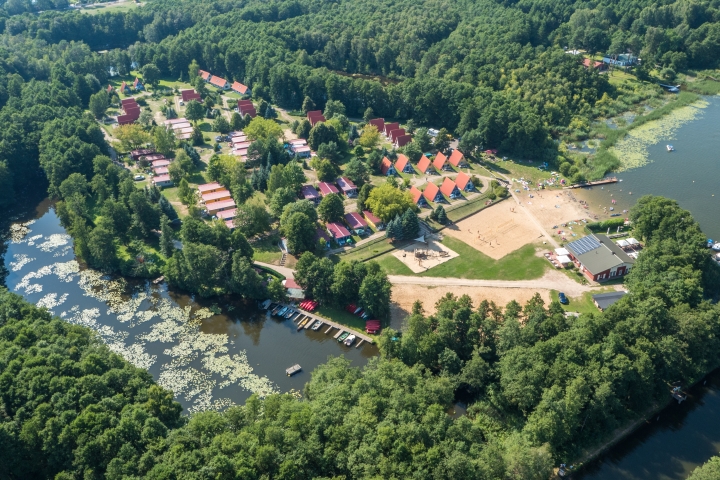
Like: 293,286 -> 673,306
564,177 -> 618,189
277,303 -> 375,345
286,364 -> 302,376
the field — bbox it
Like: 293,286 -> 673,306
377,237 -> 549,281
80,1 -> 141,15
443,203 -> 541,259
315,305 -> 367,331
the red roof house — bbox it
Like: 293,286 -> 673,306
205,199 -> 236,215
120,81 -> 129,93
380,157 -> 396,175
198,182 -> 224,194
384,122 -> 399,136
216,208 -> 237,220
152,174 -> 173,187
326,222 -> 352,244
133,77 -> 144,90
336,177 -> 358,197
201,190 -> 232,204
344,212 -> 368,233
394,154 -> 413,173
394,134 -> 412,148
363,210 -> 384,230
417,156 -> 433,174
410,186 -> 427,206
231,81 -> 251,95
238,103 -> 257,117
455,171 -> 476,191
199,70 -> 211,81
368,118 -> 385,133
448,149 -> 467,167
301,185 -> 321,204
433,152 -> 452,171
151,159 -> 171,168
181,89 -> 202,103
210,76 -> 229,89
389,128 -> 406,143
440,177 -> 462,199
582,58 -> 607,70
423,182 -> 443,203
106,84 -> 113,94
317,181 -> 340,196
307,110 -> 326,126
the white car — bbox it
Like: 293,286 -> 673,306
133,175 -> 145,181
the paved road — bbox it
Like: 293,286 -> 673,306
388,270 -> 599,297
254,261 -> 295,279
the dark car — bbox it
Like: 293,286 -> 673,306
558,292 -> 569,304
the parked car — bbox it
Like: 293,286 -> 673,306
558,292 -> 569,304
133,175 -> 145,181
179,100 -> 185,106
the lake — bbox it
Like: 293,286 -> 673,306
575,95 -> 720,240
3,200 -> 377,413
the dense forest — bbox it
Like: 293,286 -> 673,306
2,196 -> 719,479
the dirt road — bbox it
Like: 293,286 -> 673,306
388,269 -> 599,297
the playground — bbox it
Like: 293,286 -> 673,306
391,236 -> 459,273
443,204 -> 541,259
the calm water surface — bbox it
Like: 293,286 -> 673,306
575,95 -> 720,240
3,200 -> 376,413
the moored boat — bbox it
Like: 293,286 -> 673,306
311,320 -> 323,330
667,144 -> 674,152
344,334 -> 356,346
338,332 -> 349,342
297,318 -> 310,330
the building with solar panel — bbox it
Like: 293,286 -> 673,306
565,234 -> 635,282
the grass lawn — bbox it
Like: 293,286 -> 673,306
377,237 -> 549,280
82,1 -> 141,15
444,194 -> 491,222
550,289 -> 612,316
251,236 -> 283,264
315,305 -> 367,331
333,236 -> 397,263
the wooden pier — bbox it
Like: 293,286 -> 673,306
277,303 -> 375,346
564,177 -> 618,189
286,364 -> 302,376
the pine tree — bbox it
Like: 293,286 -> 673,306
401,208 -> 419,240
386,216 -> 401,240
436,206 -> 447,224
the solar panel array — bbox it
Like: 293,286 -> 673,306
567,235 -> 601,255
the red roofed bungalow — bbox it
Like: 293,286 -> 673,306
363,210 -> 384,230
216,209 -> 237,220
326,222 -> 352,245
231,81 -> 251,95
395,134 -> 412,148
455,171 -> 476,191
133,77 -> 144,90
151,159 -> 171,168
117,114 -> 136,126
197,182 -> 224,194
301,185 -> 321,204
152,174 -> 173,187
181,89 -> 202,103
315,227 -> 332,250
409,186 -> 427,206
317,182 -> 339,196
202,190 -> 232,204
121,97 -> 136,106
448,149 -> 468,167
384,122 -> 399,136
417,156 -> 433,174
153,167 -> 169,175
433,152 -> 452,171
143,154 -> 165,162
394,154 -> 413,174
389,128 -> 406,143
582,58 -> 607,70
336,177 -> 357,197
380,157 -> 396,175
307,111 -> 325,126
210,76 -> 229,89
130,148 -> 155,160
237,100 -> 253,108
199,70 -> 211,81
368,118 -> 385,132
344,212 -> 368,234
423,182 -> 443,203
440,177 -> 462,199
205,199 -> 236,215
238,104 -> 257,117
120,81 -> 130,93
106,84 -> 113,94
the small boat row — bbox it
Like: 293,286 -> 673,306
270,304 -> 303,320
344,303 -> 370,320
299,300 -> 319,312
365,319 -> 381,334
707,239 -> 720,251
337,332 -> 356,346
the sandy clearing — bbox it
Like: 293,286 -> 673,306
519,189 -> 593,232
443,203 -> 542,259
390,284 -> 552,327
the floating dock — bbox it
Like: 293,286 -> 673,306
276,303 -> 375,345
564,177 -> 618,189
286,364 -> 302,376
